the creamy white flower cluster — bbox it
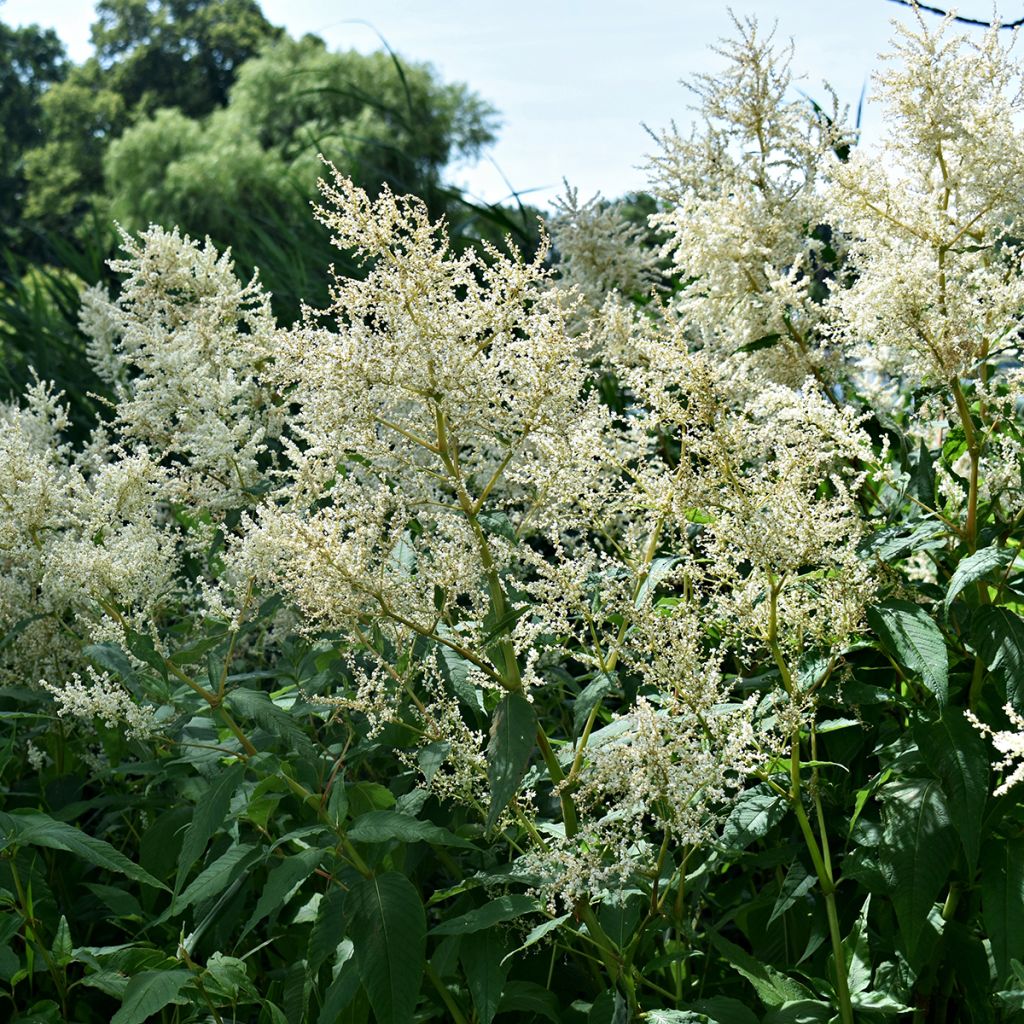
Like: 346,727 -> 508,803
968,704 -> 1024,797
644,14 -> 846,388
42,666 -> 155,739
80,226 -> 282,510
828,15 -> 1024,386
232,166 -> 607,667
547,185 -> 661,326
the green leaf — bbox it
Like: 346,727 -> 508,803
175,761 -> 246,895
635,556 -> 679,607
574,672 -> 616,735
0,811 -> 167,890
460,930 -> 508,1024
879,778 -> 957,961
170,843 -> 258,916
682,997 -> 759,1024
868,600 -> 948,706
203,953 -> 255,1002
915,709 -> 988,868
348,810 -> 476,850
501,914 -> 571,964
347,872 -> 425,1024
226,687 -> 314,759
308,886 -> 346,977
719,788 -> 786,852
50,916 -> 72,968
707,930 -> 813,1008
971,606 -> 1024,711
477,511 -> 517,544
768,861 -> 815,925
316,942 -> 360,1024
435,640 -> 484,718
589,989 -> 629,1023
485,692 -> 535,829
735,332 -> 781,354
241,847 -> 323,939
944,546 -> 1014,612
431,895 -> 539,935
496,980 -> 561,1023
981,837 -> 1024,986
110,970 -> 193,1024
82,643 -> 139,686
843,897 -> 871,997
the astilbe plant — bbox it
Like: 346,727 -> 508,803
2,8 -> 1024,1024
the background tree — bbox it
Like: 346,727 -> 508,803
18,0 -> 282,244
102,34 -> 507,316
0,19 -> 67,256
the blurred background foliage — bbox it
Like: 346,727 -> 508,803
0,0 -> 548,425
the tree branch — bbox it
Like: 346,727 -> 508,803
886,0 -> 1024,29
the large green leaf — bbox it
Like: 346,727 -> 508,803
707,930 -> 813,1008
868,600 -> 948,706
308,886 -> 347,976
879,778 -> 957,961
241,847 -> 324,938
768,861 -> 815,925
347,872 -> 425,1024
981,837 -> 1024,985
915,709 -> 988,868
971,606 -> 1024,711
0,811 -> 167,891
226,687 -> 314,759
347,810 -> 476,849
460,929 -> 508,1024
944,546 -> 1014,612
485,692 -> 535,829
431,894 -> 539,935
169,843 -> 258,917
175,761 -> 246,894
110,970 -> 193,1024
719,788 -> 787,852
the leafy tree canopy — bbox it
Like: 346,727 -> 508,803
15,0 -> 282,241
103,34 -> 502,315
0,18 -> 67,251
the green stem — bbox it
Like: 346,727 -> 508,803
424,962 -> 469,1024
767,584 -> 853,1024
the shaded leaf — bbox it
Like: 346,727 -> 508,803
915,709 -> 988,868
175,761 -> 246,895
868,600 -> 948,706
111,970 -> 192,1024
0,811 -> 167,891
241,847 -> 323,938
945,546 -> 1014,612
431,894 -> 539,936
485,692 -> 535,829
981,837 -> 1024,986
347,872 -> 425,1024
460,929 -> 508,1024
348,810 -> 476,850
880,778 -> 957,961
972,606 -> 1024,711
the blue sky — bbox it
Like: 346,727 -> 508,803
0,1 -> 1007,205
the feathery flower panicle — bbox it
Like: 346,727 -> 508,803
547,184 -> 661,327
234,168 -> 602,701
827,14 -> 1024,384
79,227 -> 282,511
646,13 -> 847,388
